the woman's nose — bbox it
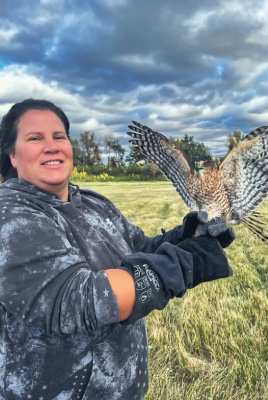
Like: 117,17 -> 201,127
43,138 -> 59,153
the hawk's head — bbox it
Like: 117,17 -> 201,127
193,156 -> 216,175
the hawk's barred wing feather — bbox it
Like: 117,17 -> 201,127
220,126 -> 268,224
127,121 -> 198,209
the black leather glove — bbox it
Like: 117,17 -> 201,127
119,242 -> 193,324
177,235 -> 233,288
119,234 -> 233,324
196,214 -> 235,248
178,211 -> 201,241
180,211 -> 235,248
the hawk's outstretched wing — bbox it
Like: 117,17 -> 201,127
127,121 -> 197,209
220,126 -> 268,222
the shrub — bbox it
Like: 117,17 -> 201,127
70,164 -> 166,182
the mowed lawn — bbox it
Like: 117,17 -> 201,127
76,181 -> 268,400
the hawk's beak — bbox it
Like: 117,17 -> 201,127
194,162 -> 200,172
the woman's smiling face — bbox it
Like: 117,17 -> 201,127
9,109 -> 73,201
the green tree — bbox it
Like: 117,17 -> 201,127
125,146 -> 147,164
171,135 -> 211,159
226,130 -> 244,151
104,135 -> 125,167
80,131 -> 101,166
103,135 -> 114,166
110,139 -> 125,167
70,138 -> 83,166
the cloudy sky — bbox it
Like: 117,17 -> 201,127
1,0 -> 268,157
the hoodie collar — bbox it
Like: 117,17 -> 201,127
0,178 -> 82,208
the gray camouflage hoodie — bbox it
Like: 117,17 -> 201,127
0,179 -> 191,400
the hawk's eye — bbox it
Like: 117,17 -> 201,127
203,162 -> 208,167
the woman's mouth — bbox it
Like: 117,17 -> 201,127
42,160 -> 63,165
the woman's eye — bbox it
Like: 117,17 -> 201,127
55,135 -> 66,140
28,137 -> 40,141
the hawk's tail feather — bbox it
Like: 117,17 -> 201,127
247,215 -> 266,226
252,211 -> 268,217
241,216 -> 268,243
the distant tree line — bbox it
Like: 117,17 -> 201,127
71,131 -> 212,166
69,129 -> 244,181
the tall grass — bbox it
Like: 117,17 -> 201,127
76,181 -> 268,400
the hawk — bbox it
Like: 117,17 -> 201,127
127,121 -> 268,243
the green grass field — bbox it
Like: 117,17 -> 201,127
77,181 -> 268,400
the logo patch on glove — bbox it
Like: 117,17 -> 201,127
133,264 -> 161,303
139,288 -> 154,303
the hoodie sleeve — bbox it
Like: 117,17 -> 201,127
117,214 -> 184,254
0,206 -> 120,335
137,225 -> 184,253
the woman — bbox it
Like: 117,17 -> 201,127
0,99 -> 234,399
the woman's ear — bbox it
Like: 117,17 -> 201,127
9,152 -> 17,169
